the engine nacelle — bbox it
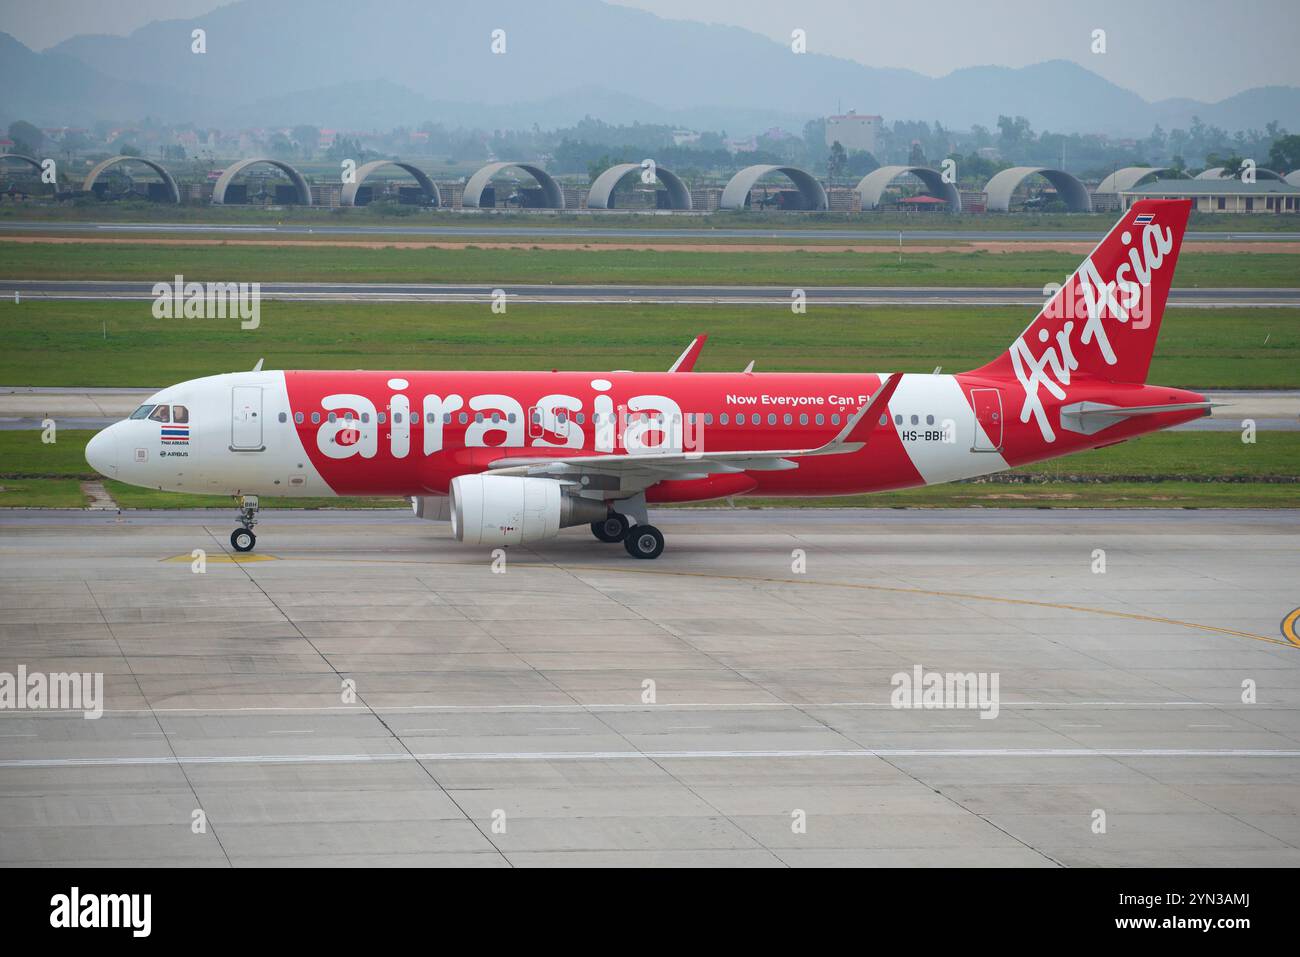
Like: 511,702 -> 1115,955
450,474 -> 607,545
410,495 -> 451,522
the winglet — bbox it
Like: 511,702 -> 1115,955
668,335 -> 708,372
829,373 -> 903,446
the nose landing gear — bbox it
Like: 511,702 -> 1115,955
230,495 -> 259,552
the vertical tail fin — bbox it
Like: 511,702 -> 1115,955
971,198 -> 1192,384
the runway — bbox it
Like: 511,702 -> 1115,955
4,386 -> 1294,431
3,220 -> 1299,243
6,279 -> 1300,307
1,507 -> 1297,866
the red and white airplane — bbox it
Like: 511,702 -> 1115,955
86,199 -> 1209,559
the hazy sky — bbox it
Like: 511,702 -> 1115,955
3,0 -> 1296,102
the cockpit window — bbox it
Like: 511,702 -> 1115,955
129,404 -> 155,420
147,405 -> 171,424
171,405 -> 189,423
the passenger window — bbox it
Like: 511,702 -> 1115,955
459,412 -> 468,424
783,413 -> 792,425
799,413 -> 808,425
278,412 -> 287,423
926,415 -> 935,425
576,413 -> 585,425
311,412 -> 320,425
720,413 -> 729,425
767,413 -> 777,425
171,405 -> 189,423
879,414 -> 888,425
894,414 -> 903,425
910,415 -> 919,425
491,413 -> 500,424
815,413 -> 824,425
148,405 -> 170,423
831,414 -> 841,425
474,413 -> 483,424
393,412 -> 403,424
704,413 -> 713,425
443,413 -> 451,424
361,412 -> 370,423
294,412 -> 303,424
509,413 -> 517,424
129,405 -> 155,420
327,413 -> 337,423
377,412 -> 386,424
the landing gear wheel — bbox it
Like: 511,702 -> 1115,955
231,528 -> 256,553
591,513 -> 630,543
623,524 -> 664,560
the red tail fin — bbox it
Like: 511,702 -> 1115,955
971,198 -> 1192,384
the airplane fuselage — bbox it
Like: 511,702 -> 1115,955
86,367 -> 1206,502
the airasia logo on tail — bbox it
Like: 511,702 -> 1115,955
1011,218 -> 1176,443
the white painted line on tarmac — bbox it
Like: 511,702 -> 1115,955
3,747 -> 1299,770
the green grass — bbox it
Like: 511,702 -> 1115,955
1,431 -> 1293,509
1,241 -> 1297,287
1,300 -> 1296,389
0,478 -> 87,507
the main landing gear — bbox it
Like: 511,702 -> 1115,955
590,507 -> 665,560
230,495 -> 259,553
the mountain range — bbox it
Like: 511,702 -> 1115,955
2,0 -> 1296,137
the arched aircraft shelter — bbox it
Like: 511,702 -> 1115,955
720,164 -> 828,211
211,157 -> 312,205
462,162 -> 564,209
855,165 -> 961,212
984,166 -> 1091,212
83,156 -> 181,203
340,160 -> 440,207
587,162 -> 691,210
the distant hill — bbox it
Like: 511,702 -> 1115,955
1,0 -> 1295,136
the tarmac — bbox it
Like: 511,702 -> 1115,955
5,279 -> 1300,307
1,507 -> 1297,867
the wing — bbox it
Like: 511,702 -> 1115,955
668,335 -> 708,372
488,374 -> 902,490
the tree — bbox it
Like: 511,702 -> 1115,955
292,125 -> 320,159
7,120 -> 43,155
269,132 -> 296,159
826,140 -> 847,186
1267,134 -> 1300,173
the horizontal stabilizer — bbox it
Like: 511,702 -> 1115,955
1060,400 -> 1212,436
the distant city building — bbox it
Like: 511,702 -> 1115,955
672,130 -> 701,147
825,111 -> 882,154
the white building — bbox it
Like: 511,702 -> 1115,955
825,112 -> 882,154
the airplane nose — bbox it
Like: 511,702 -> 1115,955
85,426 -> 119,477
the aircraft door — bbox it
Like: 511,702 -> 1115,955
231,386 -> 265,450
969,388 -> 1003,452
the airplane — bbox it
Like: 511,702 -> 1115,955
85,199 -> 1210,560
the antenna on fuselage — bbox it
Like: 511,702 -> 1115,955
252,358 -> 264,372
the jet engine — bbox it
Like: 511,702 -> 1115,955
450,474 -> 607,545
410,495 -> 451,521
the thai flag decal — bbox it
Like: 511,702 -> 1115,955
161,424 -> 190,443
1134,213 -> 1155,225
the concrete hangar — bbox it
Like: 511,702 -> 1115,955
15,151 -> 1295,214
